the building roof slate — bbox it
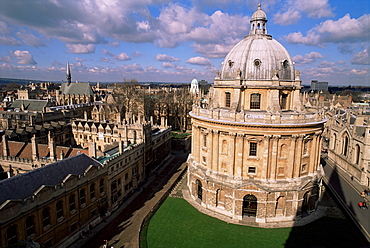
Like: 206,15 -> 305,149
0,153 -> 101,206
11,99 -> 52,112
60,82 -> 93,96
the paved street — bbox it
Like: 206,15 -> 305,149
322,156 -> 370,242
70,150 -> 189,248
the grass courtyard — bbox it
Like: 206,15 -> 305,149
143,197 -> 366,248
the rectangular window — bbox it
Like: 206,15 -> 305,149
249,142 -> 257,156
250,94 -> 261,109
280,93 -> 288,110
248,167 -> 256,174
225,92 -> 231,107
202,156 -> 206,163
203,134 -> 207,147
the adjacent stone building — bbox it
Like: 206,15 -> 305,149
327,108 -> 370,188
187,4 -> 326,227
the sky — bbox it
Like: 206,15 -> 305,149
0,0 -> 369,86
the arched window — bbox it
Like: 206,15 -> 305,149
56,200 -> 64,219
257,23 -> 260,29
99,179 -> 104,194
90,183 -> 96,200
332,133 -> 337,151
222,140 -> 227,153
225,92 -> 231,107
250,93 -> 261,109
342,135 -> 349,156
242,194 -> 257,217
111,180 -> 118,204
69,194 -> 75,212
80,189 -> 86,205
42,208 -> 51,228
280,144 -> 287,158
25,215 -> 35,237
355,144 -> 361,164
276,196 -> 286,215
196,179 -> 202,201
6,225 -> 18,245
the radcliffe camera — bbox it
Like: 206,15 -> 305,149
0,1 -> 369,248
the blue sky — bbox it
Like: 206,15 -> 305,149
0,0 -> 369,86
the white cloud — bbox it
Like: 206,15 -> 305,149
317,60 -> 335,68
0,55 -> 12,63
100,57 -> 110,62
273,9 -> 301,25
12,50 -> 37,64
15,30 -> 45,47
113,52 -> 131,61
273,0 -> 333,25
132,51 -> 141,57
161,62 -> 176,69
155,54 -> 180,62
351,47 -> 370,65
66,44 -> 95,54
292,52 -> 324,65
285,14 -> 370,46
186,56 -> 213,66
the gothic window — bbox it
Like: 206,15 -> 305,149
42,208 -> 51,228
69,194 -> 76,212
250,93 -> 261,109
99,179 -> 104,194
249,142 -> 257,156
196,179 -> 202,201
342,135 -> 349,156
332,133 -> 337,151
6,225 -> 18,245
80,189 -> 86,205
56,200 -> 64,219
355,144 -> 360,164
25,216 -> 35,237
225,92 -> 231,107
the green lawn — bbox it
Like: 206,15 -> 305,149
144,197 -> 366,248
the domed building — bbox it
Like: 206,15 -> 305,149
186,4 -> 326,227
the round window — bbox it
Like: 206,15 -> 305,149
254,59 -> 261,67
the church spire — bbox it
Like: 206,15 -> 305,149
66,60 -> 72,85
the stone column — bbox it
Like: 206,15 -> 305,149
2,135 -> 9,157
293,135 -> 304,178
269,135 -> 280,179
211,130 -> 219,172
262,135 -> 271,180
228,133 -> 236,176
288,135 -> 298,178
235,134 -> 244,178
48,132 -> 56,160
31,135 -> 38,160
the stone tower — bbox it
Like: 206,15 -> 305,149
186,4 -> 326,227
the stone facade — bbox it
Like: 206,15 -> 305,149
187,4 -> 326,226
327,108 -> 370,187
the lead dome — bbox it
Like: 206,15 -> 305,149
220,4 -> 295,82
